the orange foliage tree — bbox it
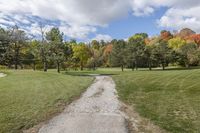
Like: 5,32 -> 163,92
185,34 -> 200,46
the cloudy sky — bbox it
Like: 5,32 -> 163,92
0,0 -> 200,42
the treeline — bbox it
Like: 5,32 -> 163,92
1,26 -> 200,72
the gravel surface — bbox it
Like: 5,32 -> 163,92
39,76 -> 128,133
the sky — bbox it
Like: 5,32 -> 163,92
0,0 -> 200,42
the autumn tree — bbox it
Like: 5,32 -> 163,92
160,30 -> 173,41
87,48 -> 100,70
168,37 -> 186,50
177,28 -> 195,39
103,44 -> 113,67
178,43 -> 200,68
186,34 -> 200,46
72,43 -> 91,70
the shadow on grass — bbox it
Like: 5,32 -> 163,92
64,71 -> 118,77
139,66 -> 200,71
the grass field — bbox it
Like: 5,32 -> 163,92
66,67 -> 200,132
113,69 -> 200,133
1,68 -> 200,133
0,70 -> 93,133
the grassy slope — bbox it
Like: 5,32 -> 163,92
0,70 -> 93,133
113,69 -> 200,133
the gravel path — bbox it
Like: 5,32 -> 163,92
39,76 -> 128,133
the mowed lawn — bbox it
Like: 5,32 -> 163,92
0,70 -> 93,133
113,69 -> 200,133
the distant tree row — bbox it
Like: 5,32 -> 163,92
1,26 -> 200,72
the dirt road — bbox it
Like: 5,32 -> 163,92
39,76 -> 128,133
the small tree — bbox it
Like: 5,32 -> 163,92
127,34 -> 146,70
178,43 -> 200,68
153,41 -> 171,70
0,27 -> 9,66
144,44 -> 155,70
46,28 -> 65,73
9,26 -> 27,69
111,40 -> 127,71
27,40 -> 40,70
72,43 -> 91,71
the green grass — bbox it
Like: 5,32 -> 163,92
113,69 -> 200,133
0,70 -> 93,133
1,68 -> 200,133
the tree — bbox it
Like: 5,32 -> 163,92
153,41 -> 171,70
9,26 -> 27,69
72,43 -> 91,70
0,27 -> 9,66
177,28 -> 195,39
111,40 -> 127,71
127,34 -> 146,70
178,43 -> 200,68
103,44 -> 113,67
46,28 -> 64,73
37,24 -> 50,72
185,34 -> 200,46
144,43 -> 155,70
28,40 -> 40,70
91,40 -> 100,50
168,37 -> 186,50
88,48 -> 101,70
160,30 -> 173,41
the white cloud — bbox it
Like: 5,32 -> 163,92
158,7 -> 200,32
130,0 -> 200,32
60,24 -> 96,39
92,34 -> 112,42
1,0 -> 200,39
0,0 -> 130,39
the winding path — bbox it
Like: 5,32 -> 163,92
39,76 -> 128,133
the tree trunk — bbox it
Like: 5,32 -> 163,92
8,63 -> 11,69
14,62 -> 18,70
14,43 -> 18,70
132,61 -> 135,71
135,60 -> 138,70
149,59 -> 152,71
162,63 -> 165,70
14,52 -> 19,70
80,61 -> 83,71
44,61 -> 47,72
93,62 -> 96,71
185,62 -> 190,69
57,61 -> 60,73
121,65 -> 124,72
33,61 -> 36,71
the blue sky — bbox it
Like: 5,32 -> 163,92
0,0 -> 200,42
89,7 -> 168,40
